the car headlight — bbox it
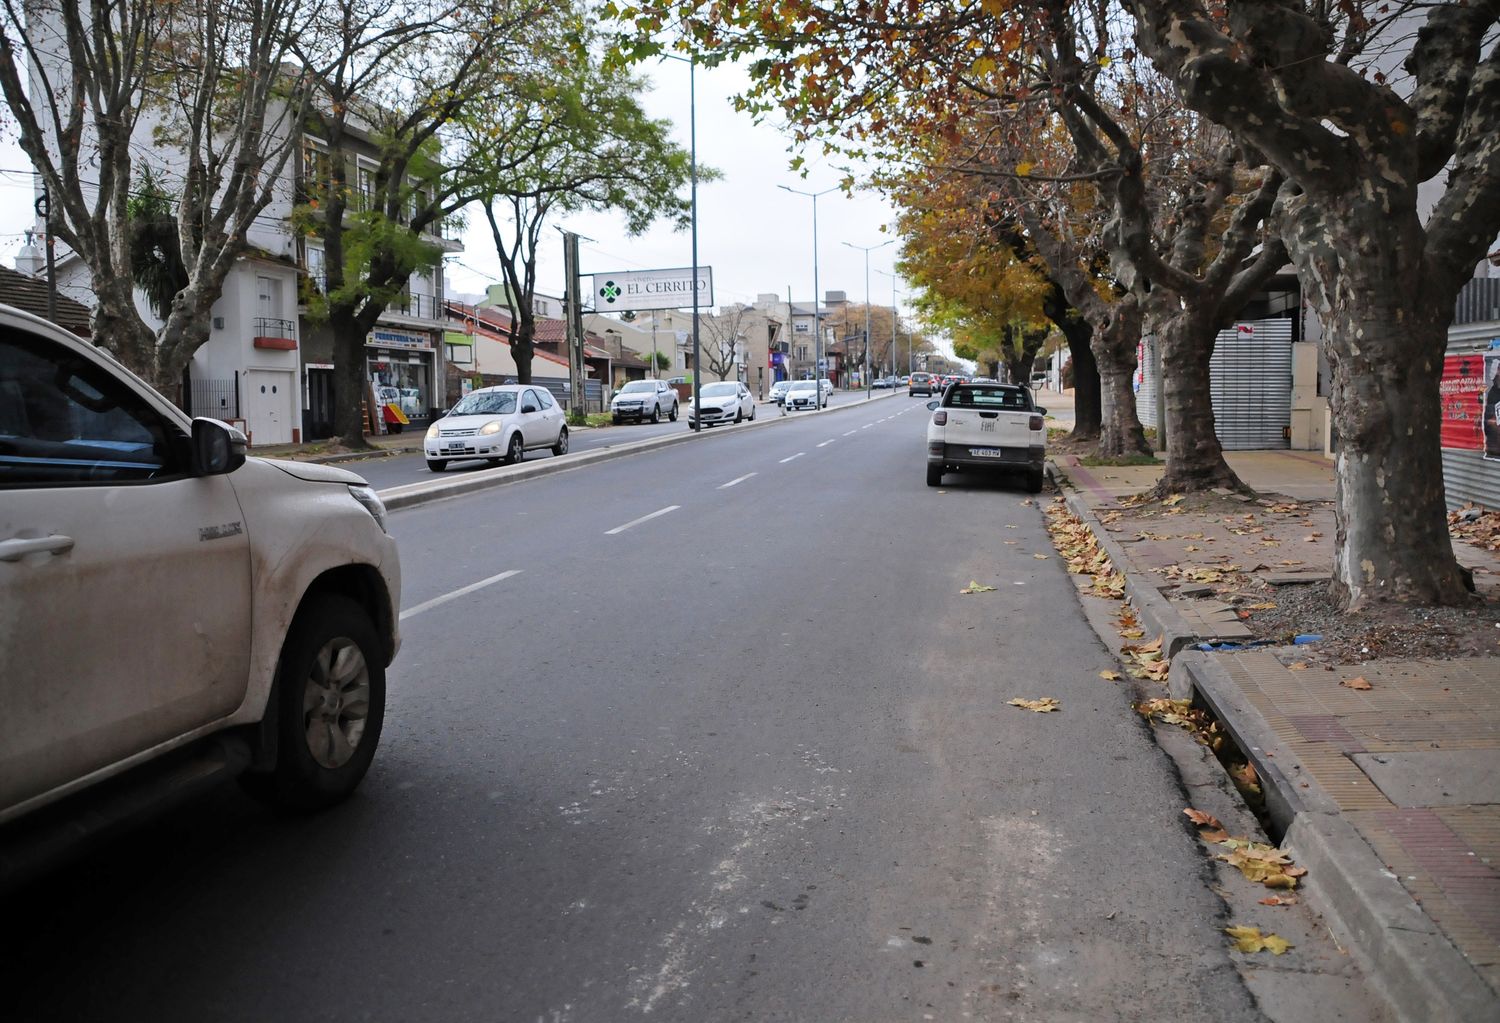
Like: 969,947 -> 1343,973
348,484 -> 389,534
479,420 -> 503,436
425,423 -> 440,441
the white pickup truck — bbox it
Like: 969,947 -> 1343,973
0,304 -> 400,887
925,382 -> 1047,492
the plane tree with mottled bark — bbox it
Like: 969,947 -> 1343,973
1121,0 -> 1500,607
0,0 -> 316,395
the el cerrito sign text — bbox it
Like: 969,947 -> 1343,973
590,267 -> 713,312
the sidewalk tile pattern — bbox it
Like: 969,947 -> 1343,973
1057,451 -> 1500,998
1221,647 -> 1500,993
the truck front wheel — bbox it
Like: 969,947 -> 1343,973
243,595 -> 385,810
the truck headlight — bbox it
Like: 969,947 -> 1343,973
347,484 -> 389,533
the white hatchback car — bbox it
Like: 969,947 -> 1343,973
687,381 -> 756,427
425,384 -> 569,471
0,304 -> 401,874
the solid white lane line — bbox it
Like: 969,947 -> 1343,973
718,473 -> 758,489
780,452 -> 805,463
817,439 -> 835,448
400,570 -> 522,621
605,505 -> 681,535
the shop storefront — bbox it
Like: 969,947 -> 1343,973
366,326 -> 439,428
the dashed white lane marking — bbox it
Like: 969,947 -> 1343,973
779,452 -> 805,463
861,423 -> 875,429
843,430 -> 857,437
817,439 -> 835,448
605,504 -> 681,535
400,569 -> 522,620
718,472 -> 757,489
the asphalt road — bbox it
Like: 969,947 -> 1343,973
1,395 -> 1267,1022
348,387 -> 903,491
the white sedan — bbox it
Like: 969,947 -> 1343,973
782,379 -> 822,412
687,381 -> 756,427
424,384 -> 569,471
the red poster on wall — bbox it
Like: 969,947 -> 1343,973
1442,352 -> 1499,454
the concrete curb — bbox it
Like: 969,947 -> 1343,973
1284,811 -> 1497,1023
376,391 -> 896,512
1173,625 -> 1496,1023
1045,460 -> 1200,657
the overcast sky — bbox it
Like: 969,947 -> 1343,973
0,56 -> 935,349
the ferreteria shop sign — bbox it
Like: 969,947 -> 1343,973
591,266 -> 714,312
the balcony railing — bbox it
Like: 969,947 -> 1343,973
385,292 -> 440,320
253,316 -> 296,339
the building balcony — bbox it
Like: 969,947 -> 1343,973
252,316 -> 297,350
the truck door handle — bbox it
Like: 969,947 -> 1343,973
979,411 -> 999,419
0,534 -> 76,562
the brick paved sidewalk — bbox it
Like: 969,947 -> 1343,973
1051,450 -> 1500,1020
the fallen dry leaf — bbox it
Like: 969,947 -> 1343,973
1008,697 -> 1060,713
961,581 -> 997,594
1341,676 -> 1373,691
1033,553 -> 1050,560
1259,894 -> 1299,907
1245,602 -> 1276,610
1100,670 -> 1122,682
1162,493 -> 1185,506
1224,925 -> 1293,956
1184,808 -> 1222,829
1288,662 -> 1309,672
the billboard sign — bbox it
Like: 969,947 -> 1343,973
1442,351 -> 1499,455
590,267 -> 713,312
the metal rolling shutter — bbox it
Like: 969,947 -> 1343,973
1210,319 -> 1293,450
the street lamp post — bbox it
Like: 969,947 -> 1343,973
875,268 -> 901,378
779,184 -> 837,408
662,52 -> 702,429
843,239 -> 892,398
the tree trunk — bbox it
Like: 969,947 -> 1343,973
331,306 -> 373,447
1041,281 -> 1100,440
1066,325 -> 1101,441
512,311 -> 536,384
1152,306 -> 1247,495
1324,284 -> 1469,608
1092,300 -> 1150,459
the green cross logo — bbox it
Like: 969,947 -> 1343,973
599,281 -> 621,303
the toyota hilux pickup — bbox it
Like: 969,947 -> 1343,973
0,304 -> 401,888
925,382 -> 1046,492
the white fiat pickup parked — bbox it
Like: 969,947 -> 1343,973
0,304 -> 401,887
925,381 -> 1047,492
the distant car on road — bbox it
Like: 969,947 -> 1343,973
820,378 -> 835,402
687,381 -> 756,427
872,376 -> 896,389
425,384 -> 569,471
610,379 -> 678,424
769,379 -> 792,405
925,381 -> 1046,492
783,379 -> 821,412
908,371 -> 936,397
0,303 -> 401,876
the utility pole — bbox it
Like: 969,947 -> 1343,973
35,186 -> 56,323
563,231 -> 585,418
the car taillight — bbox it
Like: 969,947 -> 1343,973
933,410 -> 948,426
1029,415 -> 1044,431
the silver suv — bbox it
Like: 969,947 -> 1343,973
610,379 -> 679,424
